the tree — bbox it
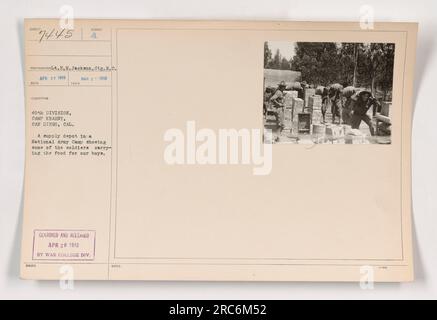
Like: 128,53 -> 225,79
338,43 -> 360,87
289,42 -> 395,97
280,57 -> 291,70
352,43 -> 359,87
290,42 -> 341,86
357,43 -> 381,95
356,43 -> 394,97
264,43 -> 295,71
377,43 -> 395,100
270,49 -> 282,69
264,42 -> 272,68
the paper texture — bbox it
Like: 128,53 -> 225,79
21,19 -> 417,281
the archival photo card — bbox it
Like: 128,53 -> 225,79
21,20 -> 416,281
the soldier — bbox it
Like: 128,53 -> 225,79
341,86 -> 356,125
319,86 -> 330,123
269,81 -> 287,131
350,90 -> 379,136
328,85 -> 343,124
263,86 -> 275,118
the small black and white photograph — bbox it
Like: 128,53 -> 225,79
263,41 -> 395,144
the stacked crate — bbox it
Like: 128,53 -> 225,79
292,97 -> 304,113
308,95 -> 323,123
375,101 -> 392,135
283,91 -> 298,111
297,111 -> 310,134
312,123 -> 326,144
294,97 -> 308,134
304,88 -> 316,108
325,124 -> 345,143
282,91 -> 298,133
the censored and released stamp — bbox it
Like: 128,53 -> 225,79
32,229 -> 96,261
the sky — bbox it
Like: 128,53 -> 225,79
267,41 -> 296,60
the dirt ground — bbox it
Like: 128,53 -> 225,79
264,111 -> 392,144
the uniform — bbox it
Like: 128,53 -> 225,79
350,93 -> 378,136
269,89 -> 285,128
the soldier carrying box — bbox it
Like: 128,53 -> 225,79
350,90 -> 380,136
269,81 -> 287,132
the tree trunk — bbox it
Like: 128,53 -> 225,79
352,44 -> 359,87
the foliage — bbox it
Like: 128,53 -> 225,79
264,42 -> 395,96
290,42 -> 341,86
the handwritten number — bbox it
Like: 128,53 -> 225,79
38,28 -> 74,42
